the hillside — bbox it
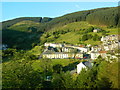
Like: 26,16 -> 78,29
40,21 -> 118,45
86,7 -> 120,27
8,20 -> 40,32
2,17 -> 53,30
2,6 -> 119,32
37,6 -> 120,32
2,20 -> 42,50
2,6 -> 119,49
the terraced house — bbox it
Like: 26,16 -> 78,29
41,43 -> 86,59
42,52 -> 83,59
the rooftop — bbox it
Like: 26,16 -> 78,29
99,51 -> 107,53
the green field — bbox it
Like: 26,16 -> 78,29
32,59 -> 81,72
53,32 -> 80,44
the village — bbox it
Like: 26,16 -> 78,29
41,34 -> 120,74
1,33 -> 120,74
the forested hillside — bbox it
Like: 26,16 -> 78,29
37,6 -> 119,32
2,17 -> 53,30
86,7 -> 120,27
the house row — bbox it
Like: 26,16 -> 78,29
44,43 -> 89,53
43,43 -> 106,60
62,47 -> 75,52
42,52 -> 83,59
42,39 -> 119,60
44,43 -> 63,48
64,45 -> 88,53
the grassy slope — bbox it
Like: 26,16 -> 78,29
55,32 -> 80,44
3,58 -> 80,72
32,59 -> 71,71
41,21 -> 118,45
8,20 -> 40,32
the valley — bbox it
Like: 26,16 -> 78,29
2,6 -> 120,89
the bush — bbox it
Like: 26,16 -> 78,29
81,34 -> 93,41
93,34 -> 100,41
87,26 -> 94,32
82,34 -> 88,41
2,48 -> 16,58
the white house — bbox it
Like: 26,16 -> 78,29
90,52 -> 100,60
101,36 -> 107,42
77,61 -> 92,74
77,62 -> 87,74
93,29 -> 101,33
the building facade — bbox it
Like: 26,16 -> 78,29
42,52 -> 83,59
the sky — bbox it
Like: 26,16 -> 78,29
2,2 -> 119,21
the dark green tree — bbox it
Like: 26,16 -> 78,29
82,34 -> 88,41
93,34 -> 100,41
53,64 -> 63,73
96,77 -> 112,89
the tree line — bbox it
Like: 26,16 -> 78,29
37,7 -> 119,32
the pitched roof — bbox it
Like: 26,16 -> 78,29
79,45 -> 85,47
82,61 -> 92,68
99,51 -> 107,53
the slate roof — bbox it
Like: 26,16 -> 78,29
82,61 -> 92,68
